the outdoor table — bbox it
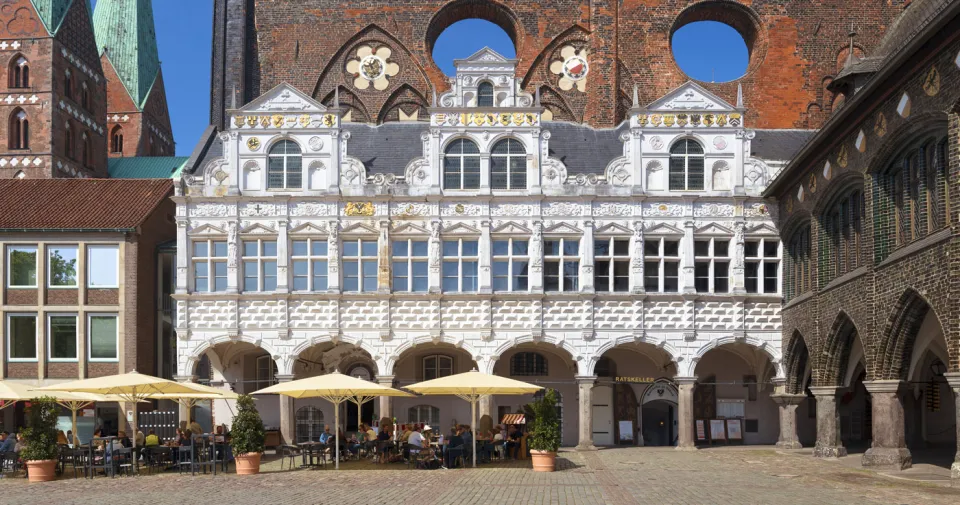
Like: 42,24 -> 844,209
298,441 -> 325,468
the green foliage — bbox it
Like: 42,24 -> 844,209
20,397 -> 60,461
525,389 -> 561,453
9,249 -> 36,286
48,250 -> 77,286
230,394 -> 265,455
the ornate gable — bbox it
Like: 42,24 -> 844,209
543,222 -> 583,235
239,223 -> 278,235
442,222 -> 481,235
745,223 -> 779,236
644,222 -> 684,235
391,222 -> 431,236
238,82 -> 328,114
645,81 -> 737,112
695,223 -> 735,235
594,222 -> 633,235
187,223 -> 227,237
289,222 -> 328,236
492,221 -> 532,235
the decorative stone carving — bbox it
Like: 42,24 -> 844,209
543,202 -> 584,216
549,45 -> 588,93
649,136 -> 664,150
593,202 -> 633,217
694,203 -> 734,217
189,203 -> 231,217
429,221 -> 441,271
308,136 -> 324,151
645,203 -> 683,217
529,222 -> 543,272
345,45 -> 400,91
290,203 -> 332,217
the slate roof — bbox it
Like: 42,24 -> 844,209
0,179 -> 172,230
544,121 -> 628,175
108,156 -> 190,178
93,0 -> 161,109
31,0 -> 76,35
343,122 -> 430,176
750,130 -> 817,162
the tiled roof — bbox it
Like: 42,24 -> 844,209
31,0 -> 76,35
0,179 -> 172,230
93,0 -> 161,109
108,156 -> 189,179
750,130 -> 817,162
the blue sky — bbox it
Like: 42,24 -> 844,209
94,3 -> 747,155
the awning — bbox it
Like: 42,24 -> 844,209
501,413 -> 525,425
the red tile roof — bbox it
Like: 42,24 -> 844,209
0,179 -> 173,230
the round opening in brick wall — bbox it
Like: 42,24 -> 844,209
671,21 -> 749,83
431,19 -> 517,76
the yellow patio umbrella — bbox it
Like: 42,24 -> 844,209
253,370 -> 412,469
148,382 -> 239,426
406,369 -> 542,468
51,391 -> 147,446
36,371 -> 201,448
0,380 -> 37,411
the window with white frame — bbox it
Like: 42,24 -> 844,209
267,140 -> 302,189
492,238 -> 529,292
594,238 -> 630,292
477,82 -> 494,107
423,355 -> 453,381
442,239 -> 478,292
343,239 -> 378,292
87,244 -> 119,288
292,239 -> 328,291
48,314 -> 77,361
256,355 -> 277,391
7,245 -> 37,287
408,405 -> 440,425
47,244 -> 78,287
88,314 -> 118,361
644,238 -> 680,292
392,239 -> 428,292
243,239 -> 278,292
193,240 -> 228,292
7,313 -> 37,361
491,139 -> 526,190
745,238 -> 780,294
510,352 -> 548,376
544,238 -> 579,292
694,238 -> 730,293
443,139 -> 481,190
669,139 -> 705,191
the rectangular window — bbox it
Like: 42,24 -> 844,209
48,314 -> 78,361
47,245 -> 78,287
544,238 -> 579,292
7,245 -> 37,287
492,238 -> 529,292
88,314 -> 118,361
292,239 -> 328,291
193,240 -> 228,293
442,239 -> 479,293
7,314 -> 37,361
694,238 -> 730,293
87,245 -> 119,288
423,355 -> 454,381
594,238 -> 630,292
243,239 -> 278,292
392,239 -> 428,292
745,238 -> 780,294
256,355 -> 276,390
644,238 -> 680,292
343,239 -> 378,292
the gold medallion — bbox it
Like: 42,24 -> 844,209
837,144 -> 848,168
345,202 -> 375,217
299,115 -> 311,127
271,114 -> 284,128
246,116 -> 257,126
923,66 -> 940,96
233,116 -> 244,128
259,116 -> 270,127
323,114 -> 336,127
874,112 -> 887,137
636,114 -> 647,126
246,137 -> 261,151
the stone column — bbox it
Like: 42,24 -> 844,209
175,218 -> 189,294
327,222 -> 340,292
675,377 -> 697,450
227,220 -> 240,294
277,219 -> 289,293
529,222 -> 544,293
575,376 -> 597,450
771,393 -> 807,449
629,221 -> 644,294
377,220 -> 391,294
478,395 -> 494,424
809,386 -> 847,458
580,221 -> 595,293
681,219 -> 696,294
862,380 -> 912,469
378,375 -> 395,420
276,374 -> 296,445
478,220 -> 492,293
944,372 -> 960,481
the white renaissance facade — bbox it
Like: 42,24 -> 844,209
173,48 -> 784,448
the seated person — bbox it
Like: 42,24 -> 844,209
13,433 -> 26,453
136,430 -> 145,447
318,425 -> 332,444
144,429 -> 161,447
178,428 -> 193,447
56,430 -> 68,445
117,430 -> 131,449
444,428 -> 465,468
405,427 -> 424,460
0,432 -> 15,453
506,426 -> 522,459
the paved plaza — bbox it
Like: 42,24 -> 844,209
1,447 -> 957,505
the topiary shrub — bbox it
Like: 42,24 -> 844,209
230,394 -> 265,455
20,397 -> 60,461
526,389 -> 561,453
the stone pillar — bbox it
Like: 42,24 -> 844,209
809,386 -> 847,458
227,220 -> 239,294
478,220 -> 492,293
276,374 -> 296,445
629,221 -> 644,294
862,380 -> 912,469
175,218 -> 189,294
378,375 -> 395,420
580,221 -> 595,293
377,220 -> 391,294
529,222 -> 544,293
327,222 -> 341,291
575,376 -> 597,450
478,395 -> 494,424
771,393 -> 807,450
944,372 -> 960,481
675,377 -> 697,450
277,219 -> 289,292
681,218 -> 696,294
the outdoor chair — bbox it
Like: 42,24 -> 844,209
86,441 -> 114,479
280,444 -> 301,470
114,447 -> 137,477
60,447 -> 85,478
0,451 -> 21,478
177,444 -> 195,475
405,444 -> 423,469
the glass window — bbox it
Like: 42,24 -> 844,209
7,314 -> 37,361
193,240 -> 228,292
644,238 -> 680,293
295,406 -> 324,443
88,315 -> 118,361
393,239 -> 428,292
423,355 -> 454,381
594,238 -> 630,292
47,245 -> 78,287
669,139 -> 705,191
48,314 -> 77,361
510,352 -> 548,376
694,238 -> 730,293
544,238 -> 579,292
442,239 -> 479,292
493,238 -> 529,292
477,82 -> 494,107
443,139 -> 481,190
292,239 -> 328,291
408,405 -> 440,425
243,239 -> 278,292
87,245 -> 119,288
745,238 -> 780,294
343,239 -> 378,292
267,140 -> 302,189
491,139 -> 526,190
7,245 -> 37,287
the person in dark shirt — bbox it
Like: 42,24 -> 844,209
506,425 -> 522,459
444,427 -> 465,468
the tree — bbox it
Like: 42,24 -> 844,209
9,249 -> 36,286
20,397 -> 60,461
230,394 -> 265,455
525,389 -> 561,453
48,250 -> 77,286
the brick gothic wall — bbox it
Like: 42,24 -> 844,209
212,0 -> 903,129
776,24 -> 960,390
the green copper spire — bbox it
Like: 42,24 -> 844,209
93,0 -> 161,109
31,0 -> 75,35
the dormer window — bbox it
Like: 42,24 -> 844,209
267,140 -> 302,190
491,139 -> 526,190
669,139 -> 705,191
443,139 -> 480,190
477,82 -> 494,107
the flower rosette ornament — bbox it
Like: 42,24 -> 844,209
549,45 -> 588,92
346,45 -> 400,91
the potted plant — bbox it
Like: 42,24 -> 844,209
21,396 -> 60,482
230,394 -> 265,475
526,389 -> 561,472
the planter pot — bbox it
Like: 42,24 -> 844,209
26,459 -> 57,482
530,450 -> 556,472
235,452 -> 262,475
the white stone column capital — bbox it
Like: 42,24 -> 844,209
862,380 -> 907,395
808,386 -> 844,398
942,372 -> 960,390
275,374 -> 296,383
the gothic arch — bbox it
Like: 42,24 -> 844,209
877,289 -> 944,381
865,111 -> 948,176
377,83 -> 429,124
425,0 -> 524,63
520,24 -> 589,89
289,334 -> 383,377
384,334 -> 481,376
179,334 -> 283,378
820,311 -> 862,386
538,85 -> 577,123
589,334 -> 681,376
783,330 -> 809,394
490,334 -> 583,375
811,169 -> 864,216
320,86 -> 371,123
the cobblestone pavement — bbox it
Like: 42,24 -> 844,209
1,447 -> 958,505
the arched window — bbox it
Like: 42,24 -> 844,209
8,108 -> 28,149
407,405 -> 440,425
81,82 -> 90,111
669,139 -> 705,191
787,224 -> 812,300
111,126 -> 124,154
491,138 -> 526,190
883,133 -> 949,250
477,82 -> 494,107
443,138 -> 480,190
64,122 -> 73,159
594,357 -> 616,377
9,56 -> 28,88
64,71 -> 73,99
422,355 -> 453,381
295,406 -> 324,443
822,190 -> 863,279
81,132 -> 91,167
510,352 -> 548,376
267,140 -> 302,189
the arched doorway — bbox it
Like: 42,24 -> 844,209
392,343 -> 477,433
346,364 -> 376,430
640,379 -> 678,446
293,341 -> 379,432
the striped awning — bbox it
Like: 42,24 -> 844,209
501,413 -> 525,425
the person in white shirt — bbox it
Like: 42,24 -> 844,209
407,428 -> 424,448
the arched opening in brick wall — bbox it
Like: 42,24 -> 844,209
427,0 -> 519,76
669,1 -> 764,83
